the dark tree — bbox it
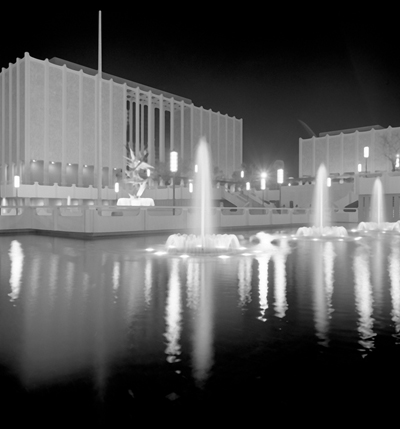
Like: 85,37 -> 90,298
378,131 -> 400,171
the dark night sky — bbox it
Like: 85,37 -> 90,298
2,7 -> 400,177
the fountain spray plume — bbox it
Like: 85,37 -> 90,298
357,177 -> 400,231
312,163 -> 331,233
193,138 -> 214,244
370,178 -> 385,227
165,137 -> 241,252
296,163 -> 348,237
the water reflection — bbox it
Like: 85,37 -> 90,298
323,242 -> 335,317
144,259 -> 152,306
389,239 -> 400,343
8,240 -> 24,302
187,258 -> 200,309
257,255 -> 270,322
164,258 -> 182,363
371,238 -> 384,315
188,259 -> 214,386
48,254 -> 59,308
353,243 -> 376,356
310,242 -> 336,346
1,234 -> 400,403
238,257 -> 252,309
112,261 -> 120,299
273,250 -> 288,319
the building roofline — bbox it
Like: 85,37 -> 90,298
319,125 -> 384,137
49,57 -> 192,104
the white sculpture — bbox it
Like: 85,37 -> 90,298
117,148 -> 155,206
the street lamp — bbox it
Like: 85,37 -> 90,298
260,172 -> 267,189
260,172 -> 267,203
364,146 -> 369,173
358,163 -> 362,173
170,151 -> 178,215
14,175 -> 20,211
114,182 -> 119,203
277,168 -> 284,185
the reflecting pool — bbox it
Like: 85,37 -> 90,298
1,231 -> 399,423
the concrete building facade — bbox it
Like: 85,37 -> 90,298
299,125 -> 399,177
0,53 -> 243,192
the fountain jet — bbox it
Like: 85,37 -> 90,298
358,177 -> 400,232
166,138 -> 240,252
297,164 -> 348,237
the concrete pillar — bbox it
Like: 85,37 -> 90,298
181,100 -> 185,158
16,58 -> 21,180
147,91 -> 154,165
170,97 -> 175,150
8,64 -> 12,184
217,111 -> 220,170
43,59 -> 49,185
129,99 -> 133,150
1,67 -> 5,185
135,87 -> 140,156
190,103 -> 194,159
24,52 -> 32,184
140,103 -> 144,153
159,94 -> 165,163
61,64 -> 67,185
78,69 -> 83,186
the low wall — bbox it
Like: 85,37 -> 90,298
0,206 -> 359,236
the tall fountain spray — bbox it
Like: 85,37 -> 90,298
312,163 -> 331,232
370,178 -> 385,227
166,138 -> 240,252
358,177 -> 400,231
192,138 -> 213,244
297,164 -> 347,237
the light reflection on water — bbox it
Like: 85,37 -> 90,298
389,239 -> 400,343
8,240 -> 24,302
0,233 -> 399,397
353,243 -> 376,355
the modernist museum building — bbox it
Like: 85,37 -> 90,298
299,125 -> 400,177
0,53 -> 242,201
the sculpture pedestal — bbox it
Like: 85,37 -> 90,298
117,197 -> 155,206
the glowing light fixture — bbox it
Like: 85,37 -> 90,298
364,146 -> 369,172
14,176 -> 20,188
358,163 -> 362,172
114,182 -> 119,193
170,151 -> 178,173
246,182 -> 250,191
327,177 -> 332,187
260,172 -> 267,190
277,168 -> 284,184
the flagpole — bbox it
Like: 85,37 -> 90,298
97,10 -> 102,205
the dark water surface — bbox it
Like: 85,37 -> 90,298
1,231 -> 399,423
